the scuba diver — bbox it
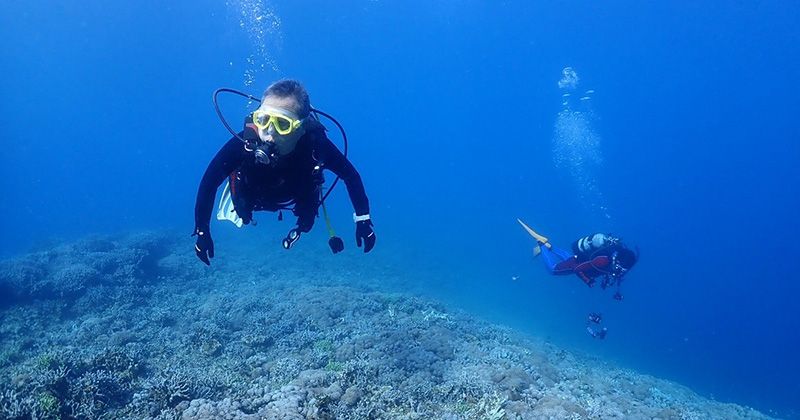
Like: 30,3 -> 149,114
586,312 -> 607,339
193,79 -> 375,265
517,219 -> 638,300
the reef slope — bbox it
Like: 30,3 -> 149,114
0,232 -> 772,419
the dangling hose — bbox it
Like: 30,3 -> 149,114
320,187 -> 344,253
309,107 -> 348,204
213,88 -> 261,144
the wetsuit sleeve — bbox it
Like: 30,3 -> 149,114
316,135 -> 370,216
194,135 -> 247,231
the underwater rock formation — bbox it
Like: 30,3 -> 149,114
0,232 -> 772,419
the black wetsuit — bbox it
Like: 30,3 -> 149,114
194,120 -> 369,233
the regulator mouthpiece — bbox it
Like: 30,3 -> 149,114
253,143 -> 278,165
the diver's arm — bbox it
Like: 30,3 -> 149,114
317,137 -> 370,216
194,135 -> 247,232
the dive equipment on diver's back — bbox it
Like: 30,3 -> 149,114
575,233 -> 619,254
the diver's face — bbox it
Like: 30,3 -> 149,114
257,96 -> 306,155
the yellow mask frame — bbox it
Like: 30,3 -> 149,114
252,106 -> 303,135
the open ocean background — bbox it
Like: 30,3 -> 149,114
2,1 -> 798,418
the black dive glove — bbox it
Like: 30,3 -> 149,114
193,228 -> 214,266
355,219 -> 376,253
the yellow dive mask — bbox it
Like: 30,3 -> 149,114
251,106 -> 304,136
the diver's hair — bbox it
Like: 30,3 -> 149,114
264,79 -> 311,118
616,247 -> 638,270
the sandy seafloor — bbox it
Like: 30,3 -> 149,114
0,232 -> 773,419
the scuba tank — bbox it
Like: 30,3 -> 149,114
573,233 -> 619,258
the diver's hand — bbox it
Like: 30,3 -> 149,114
355,219 -> 376,253
193,229 -> 214,266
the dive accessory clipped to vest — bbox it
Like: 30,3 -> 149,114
282,228 -> 301,250
610,251 -> 628,279
594,250 -> 626,300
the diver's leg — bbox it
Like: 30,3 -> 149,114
541,245 -> 576,275
551,245 -> 574,261
233,193 -> 254,225
295,211 -> 316,233
292,189 -> 320,233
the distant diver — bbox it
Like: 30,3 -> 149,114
193,79 -> 375,265
586,312 -> 607,339
517,219 -> 638,300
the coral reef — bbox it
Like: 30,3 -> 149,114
0,232 -> 774,419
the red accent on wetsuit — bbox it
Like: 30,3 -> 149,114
553,255 -> 611,286
229,173 -> 237,196
554,257 -> 579,275
574,256 -> 611,286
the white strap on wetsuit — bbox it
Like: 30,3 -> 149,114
353,213 -> 370,222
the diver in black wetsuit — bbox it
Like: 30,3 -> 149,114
193,79 -> 375,265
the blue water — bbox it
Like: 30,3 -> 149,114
2,1 -> 798,417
